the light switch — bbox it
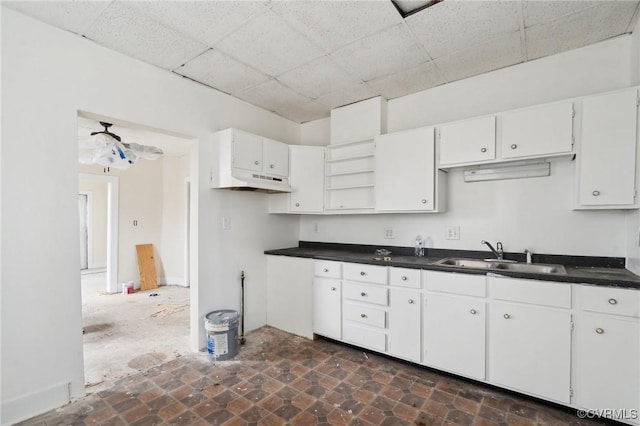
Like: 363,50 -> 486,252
222,217 -> 231,230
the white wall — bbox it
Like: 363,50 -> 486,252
300,117 -> 330,146
300,35 -> 636,258
161,156 -> 190,285
1,9 -> 299,425
78,180 -> 108,268
631,16 -> 640,86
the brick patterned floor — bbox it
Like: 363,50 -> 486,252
19,326 -> 607,426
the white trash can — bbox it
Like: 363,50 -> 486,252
204,310 -> 239,362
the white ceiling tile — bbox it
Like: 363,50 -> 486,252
526,2 -> 639,60
269,0 -> 403,51
277,56 -> 363,99
275,101 -> 330,124
316,83 -> 378,110
83,2 -> 208,70
329,24 -> 430,82
175,49 -> 269,94
367,61 -> 445,100
435,32 -> 523,83
407,1 -> 521,58
236,79 -> 313,115
216,11 -> 324,77
126,1 -> 267,46
522,1 -> 605,27
2,1 -> 110,35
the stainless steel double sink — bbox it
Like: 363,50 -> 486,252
434,257 -> 567,275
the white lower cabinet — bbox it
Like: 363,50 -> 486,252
424,294 -> 486,380
388,288 -> 421,362
313,278 -> 342,340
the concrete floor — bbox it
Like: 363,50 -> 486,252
81,271 -> 190,392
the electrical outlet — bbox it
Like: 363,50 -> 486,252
384,229 -> 394,239
446,226 -> 460,240
222,216 -> 231,230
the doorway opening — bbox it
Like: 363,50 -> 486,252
77,113 -> 196,391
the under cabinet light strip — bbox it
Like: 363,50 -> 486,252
464,162 -> 550,182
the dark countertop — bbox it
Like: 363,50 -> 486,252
265,242 -> 640,290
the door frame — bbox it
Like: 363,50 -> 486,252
79,173 -> 119,293
78,191 -> 93,269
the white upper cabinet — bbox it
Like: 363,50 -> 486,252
330,97 -> 386,145
500,101 -> 574,159
439,115 -> 496,167
262,138 -> 290,177
576,88 -> 638,209
375,126 -> 445,212
232,129 -> 263,172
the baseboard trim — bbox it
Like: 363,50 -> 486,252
1,381 -> 70,426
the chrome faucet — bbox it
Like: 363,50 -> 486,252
481,240 -> 504,260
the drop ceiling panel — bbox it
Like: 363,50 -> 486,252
83,2 -> 208,70
277,56 -> 363,99
176,49 -> 270,94
407,1 -> 521,59
236,79 -> 312,115
316,83 -> 378,110
276,101 -> 329,124
330,24 -> 430,82
127,1 -> 268,47
526,2 -> 640,60
367,61 -> 445,100
522,1 -> 604,27
435,32 -> 523,83
216,11 -> 324,77
3,1 -> 110,35
269,0 -> 403,52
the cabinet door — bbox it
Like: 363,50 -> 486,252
574,314 -> 639,415
578,88 -> 638,206
501,101 -> 573,159
313,278 -> 342,340
388,288 -> 421,362
489,302 -> 571,403
424,294 -> 485,380
439,116 -> 496,166
375,127 -> 435,211
263,138 -> 289,177
232,130 -> 263,172
266,256 -> 314,339
290,146 -> 324,213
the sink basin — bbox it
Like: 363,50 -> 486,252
434,257 -> 567,275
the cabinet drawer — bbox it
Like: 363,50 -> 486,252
389,267 -> 421,289
577,285 -> 640,318
314,261 -> 342,279
344,263 -> 388,284
489,277 -> 571,308
343,323 -> 386,352
344,303 -> 386,328
425,271 -> 486,297
343,282 -> 389,306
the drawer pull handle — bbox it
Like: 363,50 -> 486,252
330,287 -> 336,291
470,309 -> 477,315
421,199 -> 427,204
503,313 -> 511,319
608,298 -> 617,305
360,271 -> 366,276
254,160 -> 260,165
592,190 -> 600,196
480,147 -> 487,153
510,144 -> 517,149
401,276 -> 408,281
360,313 -> 367,318
360,292 -> 367,297
323,268 -> 329,273
595,328 -> 604,334
295,202 -> 300,207
408,299 -> 414,304
269,164 -> 275,169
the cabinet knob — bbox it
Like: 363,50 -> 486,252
592,190 -> 600,196
295,203 -> 300,207
269,164 -> 274,169
408,299 -> 414,304
401,276 -> 408,281
608,298 -> 617,305
360,313 -> 367,318
323,268 -> 329,272
360,292 -> 367,297
254,160 -> 260,165
480,147 -> 487,153
421,199 -> 427,204
360,271 -> 366,276
595,328 -> 604,334
470,309 -> 477,315
503,313 -> 511,319
510,144 -> 517,149
330,286 -> 336,291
